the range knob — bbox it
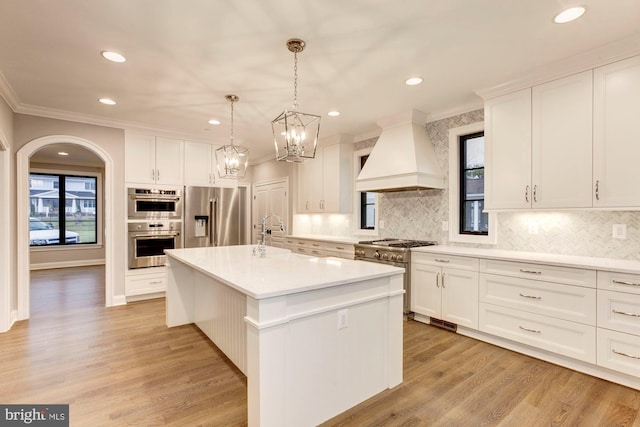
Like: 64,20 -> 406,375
357,249 -> 365,256
396,254 -> 404,262
381,253 -> 389,260
374,251 -> 381,259
390,254 -> 397,261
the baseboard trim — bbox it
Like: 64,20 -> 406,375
29,258 -> 105,271
111,295 -> 127,306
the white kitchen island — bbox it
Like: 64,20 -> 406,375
165,245 -> 405,427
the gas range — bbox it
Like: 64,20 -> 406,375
354,238 -> 437,316
354,239 -> 438,262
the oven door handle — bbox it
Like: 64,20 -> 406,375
130,232 -> 180,239
131,194 -> 181,201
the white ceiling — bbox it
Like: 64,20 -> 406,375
1,0 -> 639,162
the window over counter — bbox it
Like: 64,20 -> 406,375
354,148 -> 378,235
29,172 -> 98,246
448,123 -> 496,244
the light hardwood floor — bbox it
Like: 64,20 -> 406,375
2,266 -> 640,426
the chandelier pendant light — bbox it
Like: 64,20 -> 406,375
272,38 -> 320,163
216,94 -> 248,178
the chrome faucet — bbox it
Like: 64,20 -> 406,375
255,212 -> 285,258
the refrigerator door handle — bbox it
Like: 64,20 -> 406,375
210,198 -> 218,246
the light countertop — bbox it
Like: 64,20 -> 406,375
286,234 -> 361,244
166,245 -> 404,299
412,245 -> 640,275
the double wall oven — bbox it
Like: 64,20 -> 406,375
355,239 -> 437,315
127,188 -> 182,269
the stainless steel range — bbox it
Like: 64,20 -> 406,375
354,239 -> 437,315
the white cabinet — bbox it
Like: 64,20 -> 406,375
484,88 -> 531,210
597,270 -> 640,376
485,71 -> 593,210
125,269 -> 167,298
183,141 -> 239,188
284,237 -> 354,259
531,71 -> 593,208
593,55 -> 640,208
411,253 -> 479,329
479,258 -> 596,363
298,143 -> 352,213
125,133 -> 184,186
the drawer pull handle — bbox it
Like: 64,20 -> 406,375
612,349 -> 640,360
519,269 -> 542,275
436,272 -> 440,288
336,247 -> 345,250
312,243 -> 321,247
612,279 -> 640,287
435,259 -> 450,263
519,293 -> 542,300
442,273 -> 446,289
149,281 -> 162,285
519,325 -> 541,334
612,309 -> 640,318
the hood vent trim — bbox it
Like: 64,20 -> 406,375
355,110 -> 444,193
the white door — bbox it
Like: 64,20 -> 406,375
184,141 -> 213,186
155,137 -> 184,186
411,263 -> 441,318
124,133 -> 156,184
441,268 -> 479,329
252,179 -> 289,247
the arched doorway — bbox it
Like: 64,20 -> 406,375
16,135 -> 115,320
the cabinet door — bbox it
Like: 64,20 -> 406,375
308,149 -> 324,211
484,88 -> 532,209
594,55 -> 640,207
297,161 -> 311,213
155,137 -> 184,185
441,268 -> 479,329
322,144 -> 341,212
125,133 -> 156,184
532,71 -> 593,208
184,141 -> 213,186
411,263 -> 441,318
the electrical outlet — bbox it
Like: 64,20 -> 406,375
612,224 -> 627,239
379,220 -> 385,229
528,222 -> 539,234
337,309 -> 348,330
442,221 -> 449,231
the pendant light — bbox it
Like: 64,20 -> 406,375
216,94 -> 248,178
272,38 -> 320,163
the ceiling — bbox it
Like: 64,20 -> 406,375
1,0 -> 639,162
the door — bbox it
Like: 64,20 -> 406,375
441,268 -> 479,329
252,179 -> 289,247
411,263 -> 441,318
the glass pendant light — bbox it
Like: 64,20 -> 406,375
272,38 -> 320,163
216,94 -> 248,178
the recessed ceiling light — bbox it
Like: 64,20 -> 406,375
554,6 -> 586,24
208,119 -> 221,125
405,77 -> 423,86
328,111 -> 340,117
101,51 -> 126,63
99,98 -> 116,105
57,151 -> 69,156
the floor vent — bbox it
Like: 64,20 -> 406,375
429,317 -> 457,332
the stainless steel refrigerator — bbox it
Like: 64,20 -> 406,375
183,186 -> 248,248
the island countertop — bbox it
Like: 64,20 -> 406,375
165,245 -> 404,300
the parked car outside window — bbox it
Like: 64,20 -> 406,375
29,217 -> 80,245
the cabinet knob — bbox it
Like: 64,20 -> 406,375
595,180 -> 600,201
525,185 -> 530,203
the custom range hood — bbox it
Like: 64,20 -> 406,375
356,110 -> 444,192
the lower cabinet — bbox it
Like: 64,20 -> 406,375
411,253 -> 479,329
125,269 -> 167,298
284,237 -> 354,259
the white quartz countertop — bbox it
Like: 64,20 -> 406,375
412,245 -> 640,274
286,234 -> 361,244
166,245 -> 404,299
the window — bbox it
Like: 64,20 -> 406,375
29,173 -> 98,246
448,122 -> 496,244
360,155 -> 375,230
459,132 -> 488,235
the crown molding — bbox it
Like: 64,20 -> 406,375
426,100 -> 484,123
476,33 -> 640,100
0,71 -> 19,111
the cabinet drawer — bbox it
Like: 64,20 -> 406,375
598,271 -> 640,295
125,273 -> 166,296
480,273 -> 596,325
479,259 -> 596,288
597,328 -> 640,377
479,302 -> 596,363
598,290 -> 640,335
412,253 -> 479,272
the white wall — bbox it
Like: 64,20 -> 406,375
0,95 -> 14,332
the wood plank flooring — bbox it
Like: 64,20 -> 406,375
2,266 -> 640,426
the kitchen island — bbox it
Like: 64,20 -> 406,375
165,245 -> 405,427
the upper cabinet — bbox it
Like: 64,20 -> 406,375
485,70 -> 595,210
593,55 -> 640,208
125,133 -> 184,186
298,140 -> 353,213
183,141 -> 238,188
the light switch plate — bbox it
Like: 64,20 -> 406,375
612,224 -> 627,239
